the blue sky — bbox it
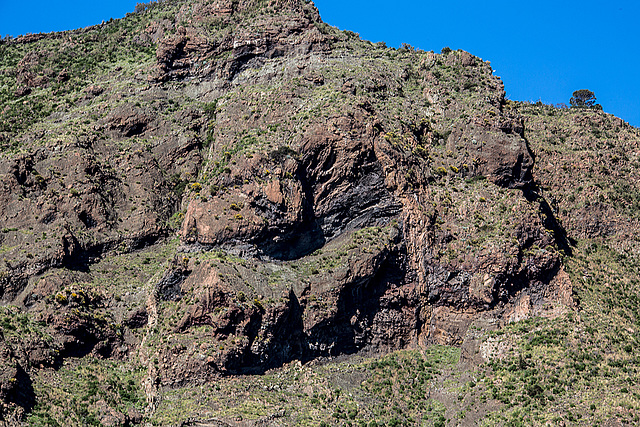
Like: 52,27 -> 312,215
1,0 -> 638,127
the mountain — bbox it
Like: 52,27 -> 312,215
1,0 -> 639,425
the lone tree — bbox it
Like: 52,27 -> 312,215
570,89 -> 598,108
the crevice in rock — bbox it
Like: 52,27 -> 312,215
157,266 -> 191,302
493,261 -> 564,311
7,363 -> 36,415
78,210 -> 96,228
254,219 -> 326,262
228,289 -> 306,374
303,237 -> 407,360
62,232 -> 168,272
521,127 -> 574,255
522,183 -> 574,256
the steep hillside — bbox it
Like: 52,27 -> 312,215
0,0 -> 638,425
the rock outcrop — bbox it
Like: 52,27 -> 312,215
2,0 -> 637,424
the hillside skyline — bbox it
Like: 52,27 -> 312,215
1,0 -> 639,126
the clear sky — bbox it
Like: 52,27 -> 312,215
1,0 -> 638,127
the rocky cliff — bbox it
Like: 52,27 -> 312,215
1,0 -> 639,425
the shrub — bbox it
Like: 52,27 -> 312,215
203,100 -> 218,119
269,145 -> 298,163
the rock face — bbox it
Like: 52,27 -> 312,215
2,0 -> 637,424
